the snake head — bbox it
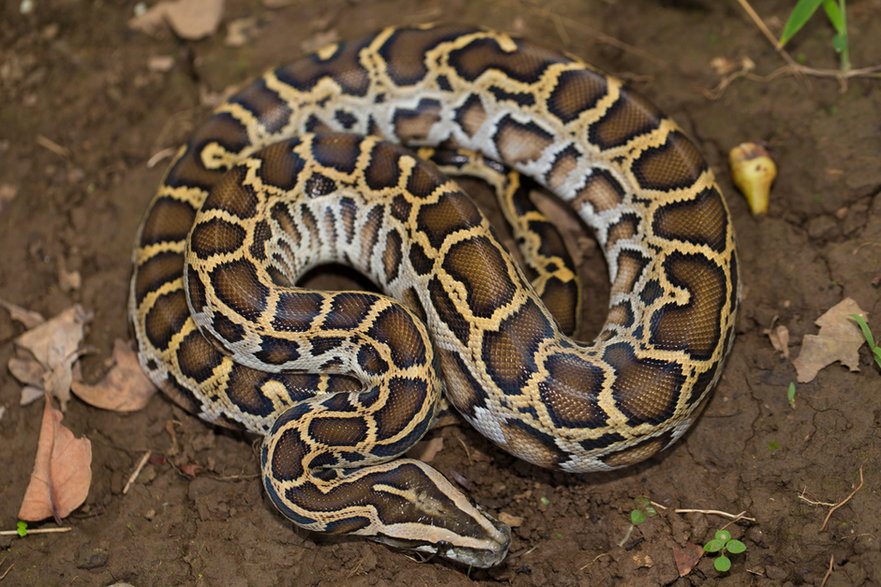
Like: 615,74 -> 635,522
369,498 -> 512,568
356,459 -> 511,567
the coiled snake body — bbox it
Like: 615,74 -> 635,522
131,24 -> 738,567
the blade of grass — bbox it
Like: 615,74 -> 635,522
849,314 -> 875,349
779,0 -> 826,46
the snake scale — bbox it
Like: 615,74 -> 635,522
130,24 -> 739,567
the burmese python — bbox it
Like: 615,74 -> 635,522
130,24 -> 739,567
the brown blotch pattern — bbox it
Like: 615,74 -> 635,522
493,116 -> 554,165
443,236 -> 516,317
600,436 -> 666,469
589,89 -> 661,150
255,335 -> 301,365
139,197 -> 197,246
417,190 -> 483,249
499,419 -> 562,469
428,277 -> 471,346
449,37 -> 566,83
482,300 -> 551,390
309,416 -> 369,447
393,98 -> 443,142
190,217 -> 247,257
454,93 -> 487,138
380,25 -> 470,85
275,38 -> 371,96
651,253 -> 727,359
273,291 -> 324,332
374,377 -> 428,437
367,305 -> 426,369
382,230 -> 403,283
547,69 -> 608,123
573,168 -> 626,213
144,289 -> 190,351
632,130 -> 707,191
177,330 -> 224,381
537,353 -> 607,429
603,344 -> 683,425
324,293 -> 374,330
257,141 -> 306,191
652,188 -> 728,252
610,249 -> 650,297
211,259 -> 268,320
203,166 -> 260,220
135,251 -> 184,302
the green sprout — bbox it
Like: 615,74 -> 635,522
630,497 -> 657,525
17,521 -> 28,537
779,0 -> 850,72
787,382 -> 797,408
849,314 -> 881,370
704,529 -> 747,572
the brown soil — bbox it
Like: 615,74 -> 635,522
2,1 -> 880,585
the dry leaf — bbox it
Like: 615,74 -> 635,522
19,395 -> 92,522
14,305 -> 90,409
8,353 -> 46,387
792,298 -> 869,383
0,299 -> 45,329
225,17 -> 258,47
765,323 -> 790,359
71,339 -> 157,412
673,543 -> 705,577
408,436 -> 444,463
0,183 -> 17,214
148,55 -> 175,72
300,30 -> 339,54
498,512 -> 523,527
20,385 -> 44,406
130,0 -> 224,40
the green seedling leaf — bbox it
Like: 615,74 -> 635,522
715,529 -> 731,541
16,521 -> 28,537
714,554 -> 732,572
849,314 -> 875,348
779,0 -> 825,46
631,509 -> 646,524
822,0 -> 844,31
727,539 -> 747,554
644,504 -> 657,517
704,539 -> 725,553
787,382 -> 797,408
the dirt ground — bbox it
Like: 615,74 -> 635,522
2,0 -> 881,584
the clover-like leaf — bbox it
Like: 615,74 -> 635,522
714,554 -> 732,572
631,509 -> 646,524
726,539 -> 747,554
715,529 -> 731,541
704,539 -> 725,553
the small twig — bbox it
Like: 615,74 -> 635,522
35,135 -> 71,158
649,500 -> 669,510
0,560 -> 13,581
735,0 -> 799,68
674,508 -> 756,522
797,487 -> 836,508
820,466 -> 864,531
820,554 -> 835,587
616,523 -> 635,547
578,552 -> 610,571
733,0 -> 881,92
123,450 -> 152,495
0,527 -> 73,536
146,147 -> 177,169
